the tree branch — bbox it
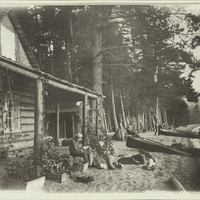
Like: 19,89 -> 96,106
105,51 -> 135,75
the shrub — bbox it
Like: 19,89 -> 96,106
5,148 -> 43,182
88,125 -> 114,157
42,138 -> 71,175
5,138 -> 71,183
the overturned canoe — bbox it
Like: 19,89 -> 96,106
126,136 -> 200,157
159,129 -> 200,139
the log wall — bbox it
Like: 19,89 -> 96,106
0,75 -> 35,157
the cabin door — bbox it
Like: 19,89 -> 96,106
60,113 -> 75,138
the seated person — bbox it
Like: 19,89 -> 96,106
126,124 -> 137,136
69,133 -> 90,164
69,133 -> 120,170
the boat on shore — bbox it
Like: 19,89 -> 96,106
158,129 -> 200,139
126,136 -> 200,157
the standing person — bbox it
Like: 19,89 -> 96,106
69,133 -> 90,164
154,124 -> 162,135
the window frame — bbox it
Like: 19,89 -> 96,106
0,24 -> 16,61
3,93 -> 20,133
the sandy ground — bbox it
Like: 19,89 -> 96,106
43,132 -> 200,193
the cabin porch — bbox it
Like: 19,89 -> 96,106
0,56 -> 100,156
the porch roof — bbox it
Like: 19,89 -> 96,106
0,55 -> 103,99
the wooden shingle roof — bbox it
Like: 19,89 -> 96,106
8,10 -> 40,70
0,7 -> 9,19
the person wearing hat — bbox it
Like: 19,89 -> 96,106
69,133 -> 90,164
125,124 -> 137,137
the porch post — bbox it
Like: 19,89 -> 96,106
0,70 -> 3,134
63,120 -> 66,138
83,94 -> 88,146
72,113 -> 75,138
96,97 -> 99,139
34,78 -> 44,150
55,103 -> 60,146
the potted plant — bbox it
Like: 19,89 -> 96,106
42,138 -> 72,183
2,138 -> 72,189
2,147 -> 46,191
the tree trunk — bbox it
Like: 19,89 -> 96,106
102,108 -> 108,133
138,115 -> 140,132
96,98 -> 99,138
155,97 -> 159,135
65,41 -> 72,81
92,6 -> 103,95
133,116 -> 137,133
50,39 -> 55,76
91,6 -> 104,133
120,92 -> 127,128
126,115 -> 130,126
110,69 -> 118,131
63,8 -> 72,81
148,109 -> 153,131
107,110 -> 112,132
163,106 -> 169,128
69,17 -> 79,84
143,113 -> 145,130
113,115 -> 126,141
127,111 -> 132,125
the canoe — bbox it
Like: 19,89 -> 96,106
176,124 -> 200,133
159,129 -> 200,139
180,147 -> 200,157
126,136 -> 200,157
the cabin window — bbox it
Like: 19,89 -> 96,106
1,25 -> 16,61
3,94 -> 20,132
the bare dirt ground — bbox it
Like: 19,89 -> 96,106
43,132 -> 200,193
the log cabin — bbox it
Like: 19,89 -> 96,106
0,8 -> 100,158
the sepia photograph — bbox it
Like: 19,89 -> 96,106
0,1 -> 200,197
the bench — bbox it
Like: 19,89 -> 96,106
54,139 -> 88,171
54,146 -> 71,156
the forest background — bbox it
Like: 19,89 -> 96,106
12,4 -> 200,133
